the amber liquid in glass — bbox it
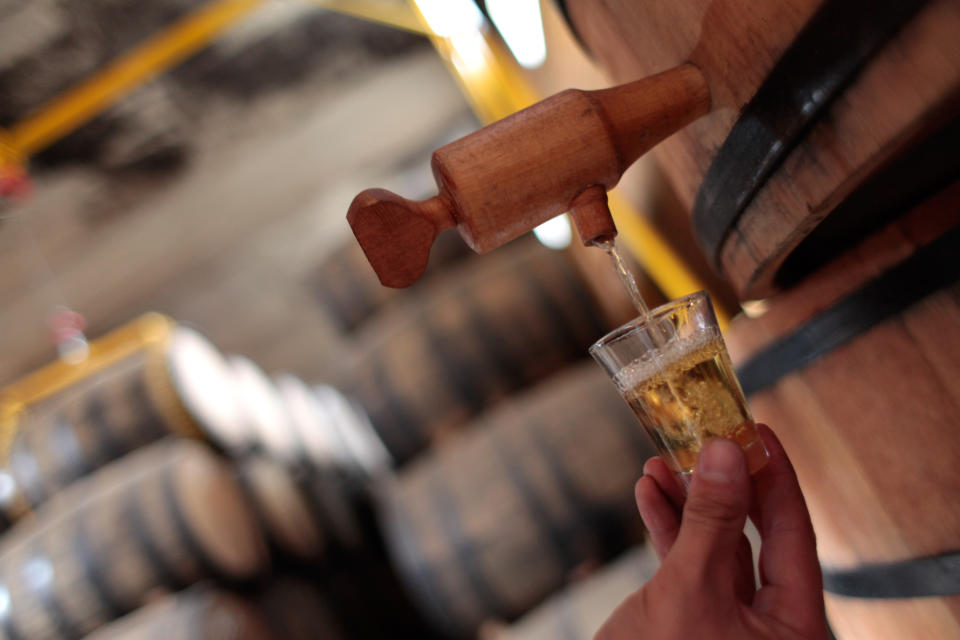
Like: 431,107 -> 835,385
614,331 -> 766,480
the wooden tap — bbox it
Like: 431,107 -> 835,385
348,64 -> 710,288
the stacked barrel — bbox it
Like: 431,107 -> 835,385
559,1 -> 960,638
0,227 -> 671,639
0,311 -> 415,639
324,231 -> 666,637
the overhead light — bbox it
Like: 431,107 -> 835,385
413,0 -> 484,37
485,0 -> 547,68
449,30 -> 490,76
534,214 -> 572,250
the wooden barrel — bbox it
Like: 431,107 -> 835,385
84,585 -> 274,640
561,0 -> 960,299
311,229 -> 475,334
340,240 -> 616,465
234,456 -> 327,563
376,364 -> 656,638
276,375 -> 353,469
228,356 -> 301,463
725,183 -> 960,640
0,439 -> 268,640
497,544 -> 659,640
275,375 -> 392,477
0,316 -> 249,530
253,577 -> 347,640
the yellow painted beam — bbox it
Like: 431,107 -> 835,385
0,313 -> 173,409
311,0 -> 429,35
0,129 -> 19,166
9,0 -> 267,158
0,312 -> 176,463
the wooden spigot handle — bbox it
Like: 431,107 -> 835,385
347,189 -> 455,288
348,64 -> 710,288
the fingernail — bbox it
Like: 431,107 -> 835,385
698,439 -> 744,484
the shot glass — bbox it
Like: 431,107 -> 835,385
589,291 -> 768,489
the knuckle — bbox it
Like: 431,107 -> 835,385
683,494 -> 746,531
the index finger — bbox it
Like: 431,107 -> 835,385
750,425 -> 823,616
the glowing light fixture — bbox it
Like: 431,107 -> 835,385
485,0 -> 547,68
447,30 -> 489,76
534,214 -> 572,250
412,0 -> 484,37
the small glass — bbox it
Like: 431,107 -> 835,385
590,291 -> 768,490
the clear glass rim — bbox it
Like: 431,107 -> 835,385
589,290 -> 709,356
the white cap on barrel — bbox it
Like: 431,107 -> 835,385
228,356 -> 300,462
274,374 -> 350,467
166,327 -> 248,451
313,384 -> 391,475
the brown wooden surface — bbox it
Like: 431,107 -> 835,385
0,439 -> 267,640
377,364 -> 656,638
84,585 -> 274,640
1,348 -> 173,523
234,456 -> 326,563
338,238 -> 617,465
565,0 -> 960,299
725,185 -> 960,640
253,577 -> 347,640
348,64 -> 709,287
0,338 -> 228,530
85,579 -> 350,640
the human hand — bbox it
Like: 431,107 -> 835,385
596,425 -> 829,640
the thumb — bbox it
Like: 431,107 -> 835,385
671,438 -> 750,569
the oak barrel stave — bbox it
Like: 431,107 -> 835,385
234,455 -> 330,564
84,585 -> 275,640
0,322 -> 246,531
342,240 -> 612,465
85,579 -> 353,640
725,183 -> 960,639
2,349 -> 169,517
377,364 -> 656,637
252,577 -> 348,640
563,0 -> 960,298
0,440 -> 268,640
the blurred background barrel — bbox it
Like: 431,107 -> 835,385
234,455 -> 327,564
86,579 -> 351,640
0,439 -> 267,640
228,355 -> 301,462
311,230 -> 475,335
376,364 -> 656,638
497,544 -> 659,640
233,450 -> 376,567
276,375 -> 357,470
84,585 -> 275,640
726,182 -> 960,640
562,0 -> 960,300
252,577 -> 348,640
0,315 -> 249,530
340,238 -> 652,465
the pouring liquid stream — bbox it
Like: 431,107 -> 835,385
592,239 -> 674,347
593,237 -> 690,471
